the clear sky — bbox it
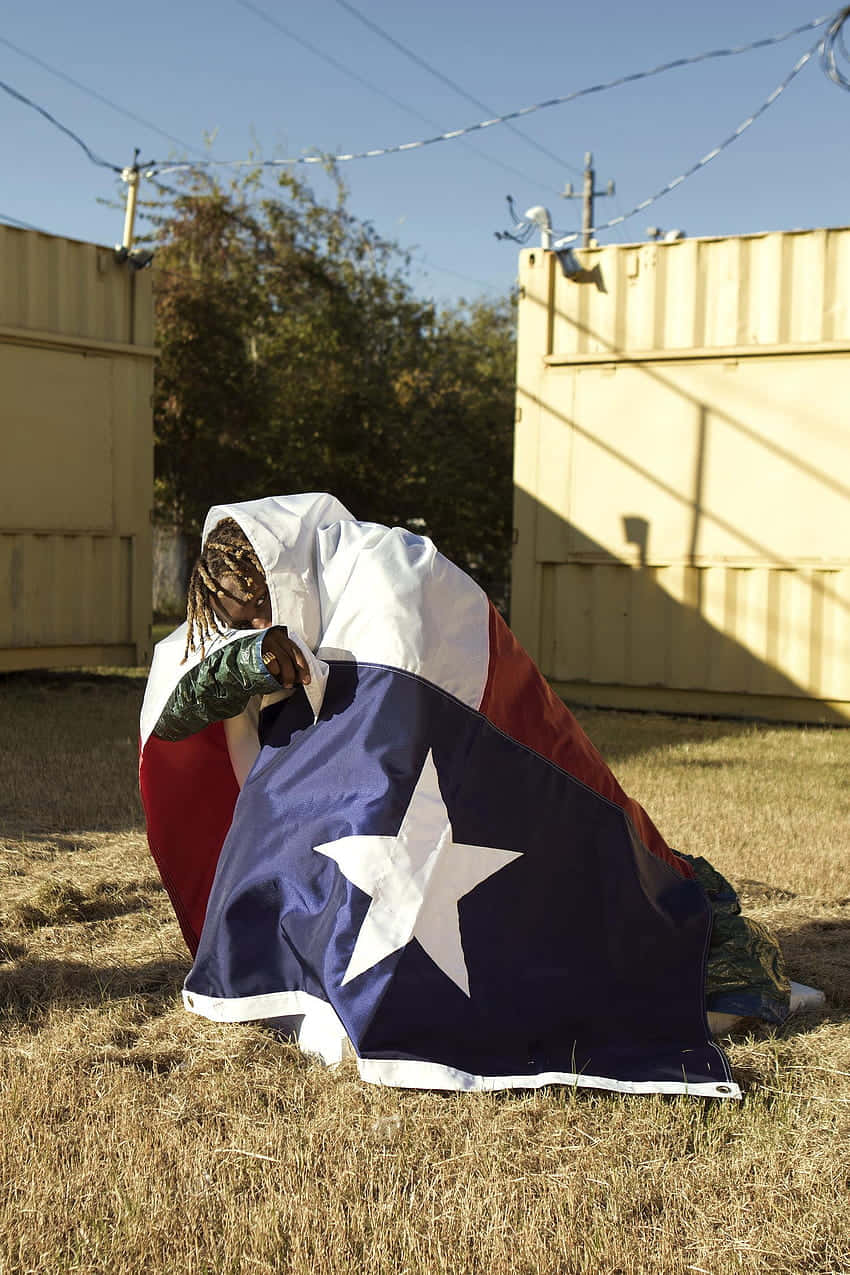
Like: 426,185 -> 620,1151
1,1 -> 847,306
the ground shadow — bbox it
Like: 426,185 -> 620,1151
0,955 -> 189,1026
515,490 -> 847,731
565,697 -> 761,767
0,669 -> 148,692
13,883 -> 160,929
772,917 -> 850,1010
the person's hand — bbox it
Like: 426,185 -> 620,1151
260,627 -> 312,688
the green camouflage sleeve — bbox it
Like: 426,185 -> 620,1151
153,633 -> 282,742
678,851 -> 791,1026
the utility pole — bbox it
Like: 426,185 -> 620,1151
121,149 -> 141,253
114,148 -> 142,262
561,152 -> 615,248
113,149 -> 154,270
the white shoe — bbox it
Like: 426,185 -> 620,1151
707,982 -> 825,1037
788,981 -> 826,1014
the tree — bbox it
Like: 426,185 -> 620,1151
148,168 -> 515,604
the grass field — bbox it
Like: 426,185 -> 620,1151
0,670 -> 848,1274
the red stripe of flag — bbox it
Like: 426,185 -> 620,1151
140,722 -> 239,953
479,605 -> 694,879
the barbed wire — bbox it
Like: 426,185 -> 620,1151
147,12 -> 834,175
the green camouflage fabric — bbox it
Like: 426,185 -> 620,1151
679,852 -> 790,1025
154,634 -> 277,742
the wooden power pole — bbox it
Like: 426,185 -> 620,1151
561,153 -> 615,248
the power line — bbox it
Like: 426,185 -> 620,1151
233,0 -> 428,130
497,29 -> 826,248
553,31 -> 826,244
0,34 -> 202,156
821,4 -> 850,87
231,0 -> 558,192
328,0 -> 583,177
153,243 -> 500,300
150,10 -> 835,174
0,74 -> 121,171
0,210 -> 48,231
3,3 -> 842,248
413,255 -> 500,293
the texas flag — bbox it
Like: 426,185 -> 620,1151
140,497 -> 738,1098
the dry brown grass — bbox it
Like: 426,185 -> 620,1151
0,673 -> 848,1275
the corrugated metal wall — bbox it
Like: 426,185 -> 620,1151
0,226 -> 155,670
513,228 -> 850,722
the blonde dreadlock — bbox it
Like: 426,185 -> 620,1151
184,518 -> 265,660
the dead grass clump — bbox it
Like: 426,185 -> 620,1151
0,953 -> 189,1029
13,878 -> 150,929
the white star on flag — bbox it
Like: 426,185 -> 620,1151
314,749 -> 523,996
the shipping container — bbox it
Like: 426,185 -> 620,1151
0,227 -> 154,670
513,229 -> 850,722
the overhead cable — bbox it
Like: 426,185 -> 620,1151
820,4 -> 850,87
0,34 -> 201,156
232,0 -> 555,192
234,0 -> 431,127
154,246 -> 498,296
409,254 -> 498,292
0,74 -> 121,171
149,11 -> 833,174
552,29 -> 828,245
0,210 -> 48,232
496,27 -> 827,248
329,0 -> 583,176
150,224 -> 497,297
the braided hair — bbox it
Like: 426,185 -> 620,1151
184,517 -> 265,659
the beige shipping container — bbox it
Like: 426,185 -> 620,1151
512,228 -> 850,723
0,226 -> 155,670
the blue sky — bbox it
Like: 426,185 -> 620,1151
1,1 -> 847,305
